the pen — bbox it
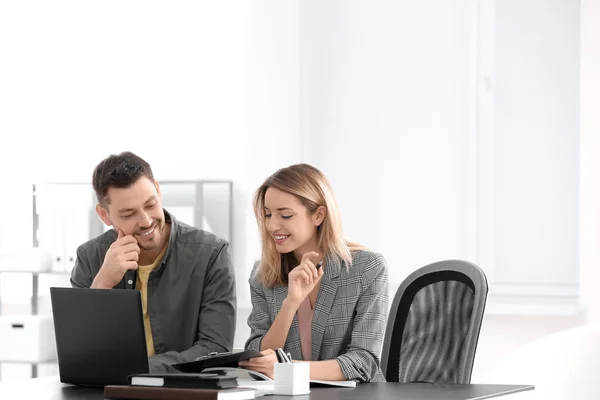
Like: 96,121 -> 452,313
278,348 -> 292,363
276,348 -> 290,363
275,348 -> 283,363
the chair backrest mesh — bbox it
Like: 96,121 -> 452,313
397,279 -> 475,383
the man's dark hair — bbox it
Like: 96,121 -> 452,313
92,151 -> 155,205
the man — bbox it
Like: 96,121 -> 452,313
70,151 -> 236,373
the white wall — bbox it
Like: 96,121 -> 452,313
484,0 -> 579,311
248,0 -> 303,278
301,0 -> 476,290
0,1 -> 249,183
477,0 -> 585,383
580,0 -> 600,326
239,0 -> 303,348
301,0 -> 581,307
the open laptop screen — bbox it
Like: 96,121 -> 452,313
50,287 -> 149,386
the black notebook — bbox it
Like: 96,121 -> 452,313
128,372 -> 238,389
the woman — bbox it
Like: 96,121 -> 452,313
240,163 -> 389,382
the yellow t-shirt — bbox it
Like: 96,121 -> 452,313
135,245 -> 167,357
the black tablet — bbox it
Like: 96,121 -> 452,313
172,350 -> 264,372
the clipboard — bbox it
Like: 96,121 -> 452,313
172,350 -> 264,373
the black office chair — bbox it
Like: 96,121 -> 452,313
380,260 -> 488,384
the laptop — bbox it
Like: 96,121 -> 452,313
50,287 -> 149,386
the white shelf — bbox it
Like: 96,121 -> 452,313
0,360 -> 57,364
0,250 -> 52,273
0,271 -> 70,274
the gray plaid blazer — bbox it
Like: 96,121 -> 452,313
245,250 -> 389,382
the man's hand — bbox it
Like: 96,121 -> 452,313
91,229 -> 140,289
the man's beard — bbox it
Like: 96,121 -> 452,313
137,220 -> 165,251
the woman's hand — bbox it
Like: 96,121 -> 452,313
287,252 -> 324,305
238,349 -> 278,379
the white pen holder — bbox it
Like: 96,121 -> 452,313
274,362 -> 310,395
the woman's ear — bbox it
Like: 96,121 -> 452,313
313,206 -> 326,227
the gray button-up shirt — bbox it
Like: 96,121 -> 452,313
70,209 -> 236,373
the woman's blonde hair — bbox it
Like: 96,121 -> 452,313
253,163 -> 365,287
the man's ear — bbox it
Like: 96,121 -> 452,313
155,180 -> 161,197
313,206 -> 327,227
96,204 -> 112,226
